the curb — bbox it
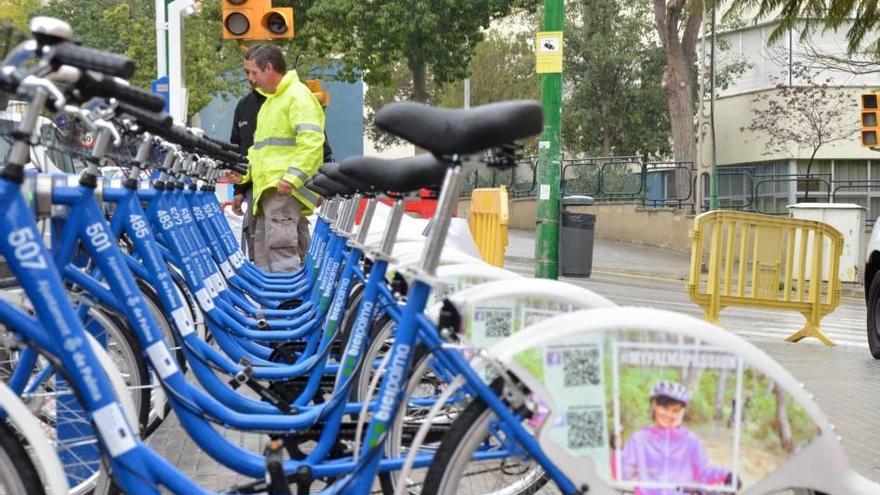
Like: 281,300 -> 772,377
504,255 -> 689,281
505,256 -> 865,300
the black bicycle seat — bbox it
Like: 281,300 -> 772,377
374,100 -> 543,156
319,162 -> 376,195
338,154 -> 448,193
311,172 -> 355,197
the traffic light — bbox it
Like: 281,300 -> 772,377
305,79 -> 330,108
223,0 -> 294,41
861,92 -> 879,147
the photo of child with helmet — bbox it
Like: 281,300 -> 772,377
620,380 -> 738,495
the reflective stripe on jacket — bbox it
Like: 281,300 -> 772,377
244,69 -> 324,215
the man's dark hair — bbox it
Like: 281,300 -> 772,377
244,44 -> 286,73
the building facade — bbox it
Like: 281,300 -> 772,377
701,19 -> 880,220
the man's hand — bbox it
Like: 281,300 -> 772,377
226,170 -> 244,184
231,194 -> 245,216
277,178 -> 293,196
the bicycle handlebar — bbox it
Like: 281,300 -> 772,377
49,42 -> 135,79
114,102 -> 247,174
77,71 -> 166,113
202,134 -> 240,153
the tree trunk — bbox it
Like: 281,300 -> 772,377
411,61 -> 429,103
601,99 -> 612,156
803,145 -> 820,201
663,52 -> 697,198
653,0 -> 701,202
774,384 -> 794,453
602,126 -> 612,156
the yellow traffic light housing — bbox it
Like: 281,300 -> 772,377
223,0 -> 294,41
861,92 -> 879,147
305,79 -> 330,108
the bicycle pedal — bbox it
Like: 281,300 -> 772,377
264,440 -> 293,495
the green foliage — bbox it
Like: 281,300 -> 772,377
562,0 -> 671,159
365,27 -> 541,150
308,0 -> 540,93
362,61 -> 431,149
25,0 -> 245,118
436,31 -> 540,108
725,0 -> 880,54
0,0 -> 42,31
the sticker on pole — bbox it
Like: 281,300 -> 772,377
536,31 -> 564,74
540,184 -> 551,200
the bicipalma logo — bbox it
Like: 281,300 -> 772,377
373,344 -> 411,422
340,300 -> 374,378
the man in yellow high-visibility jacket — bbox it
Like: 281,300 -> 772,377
228,44 -> 324,272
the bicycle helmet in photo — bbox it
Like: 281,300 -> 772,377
650,380 -> 690,405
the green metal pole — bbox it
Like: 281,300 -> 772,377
535,0 -> 564,279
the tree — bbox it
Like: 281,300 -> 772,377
26,0 -> 245,117
436,31 -> 540,109
740,64 -> 858,198
725,0 -> 880,54
365,28 -> 541,150
0,0 -> 41,31
652,0 -> 705,196
308,0 -> 539,103
563,0 -> 671,159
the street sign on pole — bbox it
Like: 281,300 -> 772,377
535,0 -> 564,280
151,76 -> 170,114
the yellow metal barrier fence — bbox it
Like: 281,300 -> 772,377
468,187 -> 509,267
687,211 -> 843,345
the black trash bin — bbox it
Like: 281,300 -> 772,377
559,195 -> 596,277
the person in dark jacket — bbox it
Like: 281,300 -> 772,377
229,89 -> 265,259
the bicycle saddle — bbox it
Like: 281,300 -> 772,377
374,100 -> 543,156
311,172 -> 355,197
319,162 -> 376,195
303,178 -> 333,198
338,154 -> 448,193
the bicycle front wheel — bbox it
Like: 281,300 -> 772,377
0,421 -> 45,495
422,394 -> 549,495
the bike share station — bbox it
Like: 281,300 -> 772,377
0,9 -> 878,495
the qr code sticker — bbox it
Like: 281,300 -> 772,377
563,346 -> 600,387
475,308 -> 514,338
567,408 -> 605,449
433,284 -> 454,302
522,308 -> 562,328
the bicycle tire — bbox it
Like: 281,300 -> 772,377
379,349 -> 464,495
0,421 -> 45,495
0,304 -> 147,495
422,389 -> 549,495
86,307 -> 152,435
337,280 -> 366,348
